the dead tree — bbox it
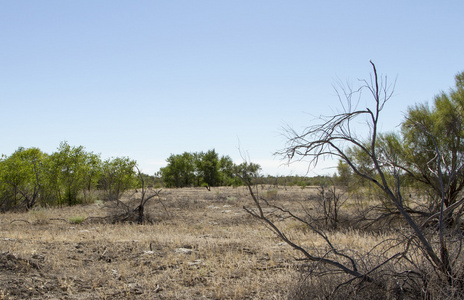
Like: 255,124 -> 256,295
315,183 -> 348,230
240,61 -> 464,298
109,167 -> 164,224
134,166 -> 163,224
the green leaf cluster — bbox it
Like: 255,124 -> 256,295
159,149 -> 260,188
99,157 -> 137,201
0,147 -> 44,210
401,71 -> 464,207
0,141 -> 138,211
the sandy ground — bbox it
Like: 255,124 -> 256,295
0,186 -> 313,299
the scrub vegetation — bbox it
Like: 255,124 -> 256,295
1,63 -> 464,299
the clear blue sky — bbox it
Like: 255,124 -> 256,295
1,1 -> 463,176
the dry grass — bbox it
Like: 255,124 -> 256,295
0,186 -> 401,299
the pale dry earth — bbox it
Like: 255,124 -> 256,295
0,186 -> 391,299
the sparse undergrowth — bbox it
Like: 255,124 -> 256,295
0,186 -> 295,299
0,186 -> 453,299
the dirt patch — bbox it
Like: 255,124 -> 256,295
0,251 -> 64,299
0,186 -> 323,299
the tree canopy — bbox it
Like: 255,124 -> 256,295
401,71 -> 464,207
0,142 -> 139,211
159,150 -> 253,188
0,143 -> 264,210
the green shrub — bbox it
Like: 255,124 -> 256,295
68,215 -> 86,224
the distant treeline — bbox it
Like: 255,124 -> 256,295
2,143 -> 328,211
254,174 -> 333,187
157,150 -> 334,188
0,142 -> 143,211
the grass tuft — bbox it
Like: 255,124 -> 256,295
68,215 -> 86,224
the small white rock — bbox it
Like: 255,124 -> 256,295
188,259 -> 202,266
175,248 -> 193,254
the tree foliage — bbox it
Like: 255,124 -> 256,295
46,142 -> 100,206
100,156 -> 137,201
401,72 -> 464,208
159,150 -> 246,188
160,152 -> 196,188
0,141 -> 139,211
0,147 -> 45,211
0,142 -> 263,210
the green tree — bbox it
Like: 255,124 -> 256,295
336,160 -> 352,187
47,141 -> 98,206
233,162 -> 261,185
196,149 -> 220,187
100,156 -> 137,201
160,152 -> 196,188
401,72 -> 464,209
0,147 -> 46,210
218,155 -> 235,186
159,150 -> 256,188
81,152 -> 101,202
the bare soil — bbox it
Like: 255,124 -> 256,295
0,186 -> 315,299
